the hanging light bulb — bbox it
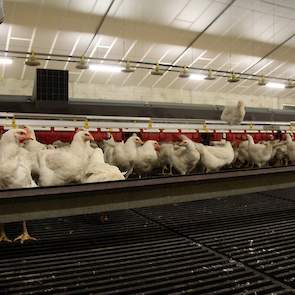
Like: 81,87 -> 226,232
257,75 -> 266,86
150,63 -> 163,76
178,66 -> 190,78
76,56 -> 89,70
25,51 -> 40,67
204,68 -> 216,80
227,72 -> 240,83
121,60 -> 135,73
285,79 -> 295,89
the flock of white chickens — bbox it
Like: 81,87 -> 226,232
1,124 -> 295,192
1,100 -> 295,243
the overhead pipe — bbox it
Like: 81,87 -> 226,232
0,49 -> 293,83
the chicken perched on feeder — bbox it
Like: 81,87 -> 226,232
0,128 -> 37,243
221,101 -> 245,125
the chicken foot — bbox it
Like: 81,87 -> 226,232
124,165 -> 134,179
14,221 -> 37,244
0,223 -> 12,243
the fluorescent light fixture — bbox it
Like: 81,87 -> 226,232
189,74 -> 206,81
0,57 -> 12,65
266,82 -> 285,89
89,64 -> 122,73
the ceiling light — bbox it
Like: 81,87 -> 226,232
285,79 -> 295,89
227,72 -> 240,83
0,57 -> 12,65
89,64 -> 122,73
257,75 -> 266,86
204,68 -> 216,80
121,60 -> 135,73
266,82 -> 285,89
25,51 -> 40,67
179,66 -> 190,78
189,74 -> 205,81
150,63 -> 163,76
76,56 -> 89,70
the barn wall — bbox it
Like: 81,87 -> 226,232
0,77 -> 292,110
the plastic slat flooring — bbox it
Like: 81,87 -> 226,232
1,192 -> 295,294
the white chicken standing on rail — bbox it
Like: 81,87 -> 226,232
134,140 -> 160,177
38,130 -> 94,186
221,100 -> 245,125
0,128 -> 37,243
247,134 -> 273,168
103,133 -> 143,178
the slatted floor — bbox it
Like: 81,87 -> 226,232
1,191 -> 295,294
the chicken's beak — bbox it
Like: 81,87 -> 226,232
25,132 -> 34,140
139,139 -> 144,145
89,133 -> 95,141
154,143 -> 160,152
85,133 -> 94,141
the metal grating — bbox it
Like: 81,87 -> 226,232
137,192 -> 295,292
0,192 -> 294,294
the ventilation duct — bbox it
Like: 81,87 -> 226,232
33,69 -> 69,104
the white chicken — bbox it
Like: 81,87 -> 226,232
159,143 -> 179,175
247,134 -> 273,168
22,126 -> 47,178
38,130 -> 94,186
195,140 -> 234,172
0,128 -> 36,189
286,134 -> 295,164
174,136 -> 200,175
204,141 -> 235,165
237,140 -> 251,167
134,140 -> 160,177
103,133 -> 117,164
82,148 -> 125,183
103,133 -> 143,178
159,136 -> 200,175
272,143 -> 288,166
0,128 -> 37,243
221,100 -> 245,125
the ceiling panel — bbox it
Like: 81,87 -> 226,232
0,0 -> 295,98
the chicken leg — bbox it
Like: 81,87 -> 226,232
14,221 -> 37,244
0,223 -> 12,243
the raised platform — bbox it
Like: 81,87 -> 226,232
1,166 -> 295,223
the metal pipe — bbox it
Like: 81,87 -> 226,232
1,50 -> 292,82
170,0 -> 237,65
82,0 -> 116,57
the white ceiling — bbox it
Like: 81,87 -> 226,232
1,0 -> 295,98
